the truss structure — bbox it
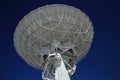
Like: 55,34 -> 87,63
14,4 -> 94,80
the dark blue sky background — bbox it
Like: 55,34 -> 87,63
0,0 -> 120,80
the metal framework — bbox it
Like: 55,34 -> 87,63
14,4 -> 94,80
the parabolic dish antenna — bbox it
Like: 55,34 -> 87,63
14,4 -> 94,80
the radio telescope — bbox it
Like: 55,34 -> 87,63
14,4 -> 94,80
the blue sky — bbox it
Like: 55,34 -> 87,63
0,0 -> 120,80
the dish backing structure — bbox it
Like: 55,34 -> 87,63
14,4 -> 94,80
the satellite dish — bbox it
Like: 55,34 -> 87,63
14,4 -> 94,80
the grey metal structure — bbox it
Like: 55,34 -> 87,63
14,4 -> 94,80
